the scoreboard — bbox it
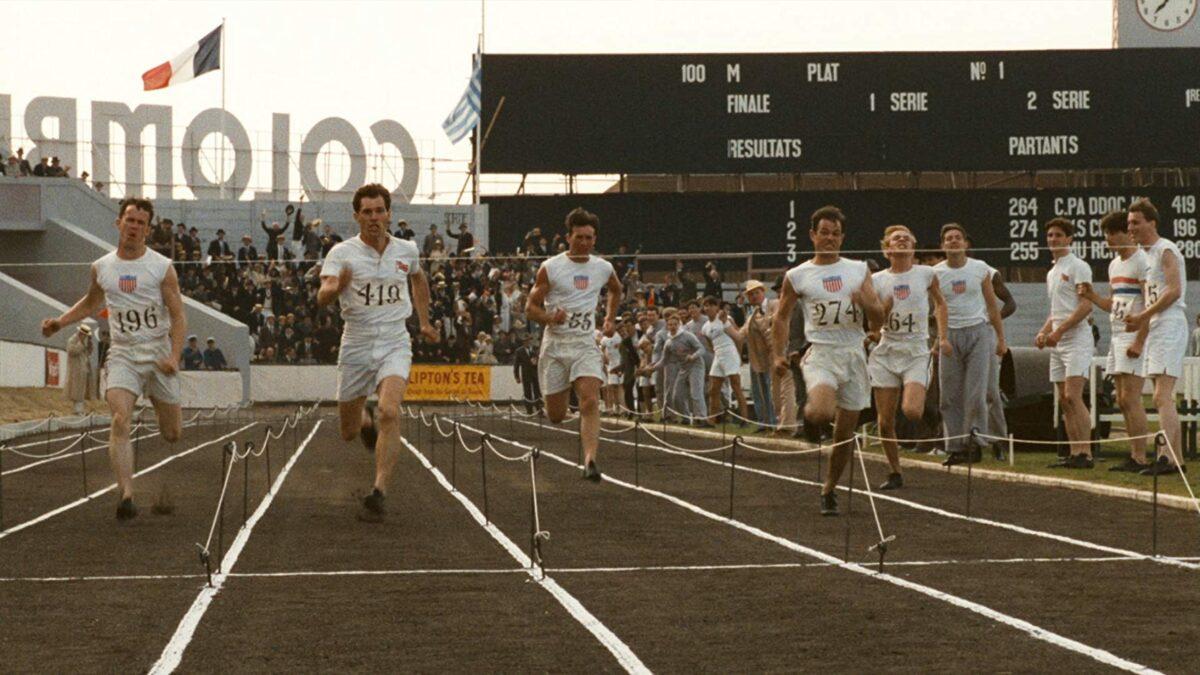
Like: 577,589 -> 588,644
483,188 -> 1200,275
480,50 -> 1200,174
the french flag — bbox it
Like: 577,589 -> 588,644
142,25 -> 222,91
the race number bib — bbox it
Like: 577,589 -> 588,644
111,305 -> 160,335
355,282 -> 406,307
886,311 -> 918,333
810,299 -> 859,327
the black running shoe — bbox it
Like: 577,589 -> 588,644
582,461 -> 602,482
820,491 -> 838,516
116,497 -> 138,521
1109,457 -> 1151,473
878,473 -> 904,490
943,448 -> 981,466
1055,454 -> 1094,470
359,404 -> 378,453
358,488 -> 386,522
1140,457 -> 1187,476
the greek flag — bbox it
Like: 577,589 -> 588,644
442,57 -> 481,144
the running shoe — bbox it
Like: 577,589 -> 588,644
116,497 -> 138,521
878,473 -> 904,490
943,447 -> 981,466
1052,454 -> 1094,470
358,488 -> 386,522
582,460 -> 602,482
1108,457 -> 1151,473
1139,457 -> 1187,476
820,491 -> 838,516
359,404 -> 378,453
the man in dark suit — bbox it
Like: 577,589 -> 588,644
619,319 -> 638,414
207,229 -> 233,260
512,335 -> 541,415
236,235 -> 258,269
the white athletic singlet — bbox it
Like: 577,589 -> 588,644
1046,252 -> 1092,336
1107,249 -> 1148,338
1144,238 -> 1188,327
95,248 -> 172,361
540,253 -> 614,339
786,257 -> 869,346
872,265 -> 936,342
702,316 -> 739,358
601,333 -> 623,370
934,258 -> 992,329
320,235 -> 420,339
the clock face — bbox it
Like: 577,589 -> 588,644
1137,0 -> 1197,30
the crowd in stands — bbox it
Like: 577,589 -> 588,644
142,204 -> 750,369
4,146 -> 104,191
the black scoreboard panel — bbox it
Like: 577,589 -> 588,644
484,189 -> 1200,276
480,51 -> 1200,174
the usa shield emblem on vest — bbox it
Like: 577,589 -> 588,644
951,279 -> 967,294
894,284 -> 910,300
118,275 -> 138,293
574,275 -> 589,290
822,276 -> 842,292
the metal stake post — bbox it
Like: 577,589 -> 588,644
243,442 -> 251,526
844,438 -> 857,563
633,420 -> 641,487
79,432 -> 89,496
481,434 -> 490,524
729,437 -> 740,518
0,444 -> 5,528
1152,433 -> 1164,557
452,422 -> 459,490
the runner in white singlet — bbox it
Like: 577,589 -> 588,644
525,208 -> 623,481
42,198 -> 186,521
1035,218 -> 1095,468
600,327 -> 624,413
700,295 -> 749,424
1077,211 -> 1151,471
771,206 -> 883,516
1124,199 -> 1189,475
867,225 -> 949,490
317,184 -> 437,522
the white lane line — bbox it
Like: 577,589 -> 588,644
402,436 -> 650,674
149,420 -> 321,675
0,423 -> 258,541
10,554 -> 1193,584
533,446 -> 1161,674
517,418 -> 1200,572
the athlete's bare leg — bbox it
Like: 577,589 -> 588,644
1114,374 -> 1149,463
873,387 -> 902,473
1058,377 -> 1091,457
372,375 -> 408,494
150,397 -> 183,444
105,388 -> 138,501
337,397 -> 369,442
706,376 -> 724,424
727,374 -> 749,423
544,389 -> 572,423
805,384 -> 838,428
822,407 -> 862,495
573,376 -> 603,465
1152,375 -> 1184,466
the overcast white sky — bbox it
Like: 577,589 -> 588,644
2,1 -> 1113,201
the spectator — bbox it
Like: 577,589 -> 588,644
303,219 -> 323,260
48,156 -> 70,177
149,218 -> 175,259
260,210 -> 290,261
66,325 -> 97,415
513,334 -> 541,414
1191,314 -> 1200,357
447,222 -> 474,256
285,205 -> 304,259
207,229 -> 233,260
203,337 -> 228,370
319,222 -> 343,258
423,224 -> 444,258
237,234 -> 258,268
394,219 -> 415,240
473,332 -> 498,365
32,156 -> 49,176
182,336 -> 204,370
740,280 -> 777,429
16,148 -> 32,176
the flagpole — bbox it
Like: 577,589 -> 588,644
219,17 -> 227,201
473,0 -> 483,208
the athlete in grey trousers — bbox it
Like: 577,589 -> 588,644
986,270 -> 1017,453
933,224 -> 1008,464
646,314 -> 708,424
